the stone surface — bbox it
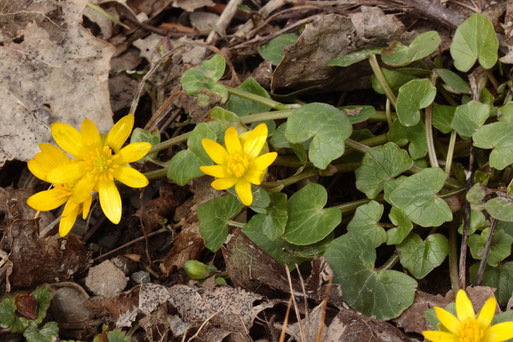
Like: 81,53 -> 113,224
85,260 -> 127,298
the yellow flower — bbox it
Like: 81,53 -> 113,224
44,114 -> 151,224
26,143 -> 92,237
200,123 -> 277,206
423,289 -> 513,342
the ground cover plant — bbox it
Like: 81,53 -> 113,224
4,0 -> 513,341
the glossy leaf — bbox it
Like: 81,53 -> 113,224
258,33 -> 299,66
469,261 -> 513,304
130,128 -> 160,161
283,182 -> 341,245
468,228 -> 513,267
197,195 -> 244,252
436,68 -> 470,94
382,31 -> 441,67
325,232 -> 417,320
327,47 -> 382,67
396,79 -> 436,127
485,197 -> 513,222
386,207 -> 413,245
285,103 -> 352,169
226,77 -> 272,116
0,296 -> 28,333
388,119 -> 428,160
371,68 -> 419,94
341,105 -> 376,124
451,100 -> 490,138
32,286 -> 54,324
498,102 -> 513,123
389,168 -> 453,227
244,192 -> 288,240
473,122 -> 513,170
450,13 -> 498,72
24,321 -> 58,342
347,201 -> 386,248
432,105 -> 456,134
181,54 -> 228,103
397,233 -> 449,279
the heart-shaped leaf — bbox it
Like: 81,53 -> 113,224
283,182 -> 342,245
226,77 -> 272,116
198,195 -> 244,252
498,102 -> 513,123
450,13 -> 498,72
485,196 -> 513,222
258,33 -> 299,66
326,47 -> 382,67
371,68 -> 424,94
181,54 -> 228,103
24,321 -> 58,342
341,105 -> 376,124
469,261 -> 513,304
458,209 -> 486,235
451,100 -> 490,138
436,68 -> 470,94
325,232 -> 417,320
386,207 -> 413,245
389,168 -> 453,227
347,201 -> 386,248
388,119 -> 428,159
396,79 -> 437,127
355,142 -> 413,199
397,233 -> 449,279
381,31 -> 441,67
468,228 -> 513,267
285,103 -> 352,169
432,105 -> 456,134
473,122 -> 513,170
244,192 -> 288,240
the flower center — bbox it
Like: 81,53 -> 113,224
84,146 -> 119,181
458,318 -> 484,342
226,153 -> 249,178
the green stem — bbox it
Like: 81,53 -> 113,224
385,99 -> 393,128
149,132 -> 190,154
228,220 -> 245,228
226,86 -> 292,110
144,168 -> 167,180
445,130 -> 457,175
334,198 -> 371,215
345,138 -> 371,153
448,222 -> 460,292
371,111 -> 388,121
368,54 -> 397,108
376,252 -> 399,272
425,105 -> 439,168
261,168 -> 319,191
440,187 -> 465,199
239,110 -> 293,124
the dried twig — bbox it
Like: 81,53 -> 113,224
206,0 -> 243,44
475,219 -> 498,286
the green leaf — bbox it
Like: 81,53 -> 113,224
396,79 -> 437,127
24,321 -> 58,342
130,128 -> 160,162
451,101 -> 490,138
473,122 -> 513,170
226,77 -> 272,116
389,168 -> 453,227
432,105 -> 456,134
283,182 -> 341,245
285,103 -> 352,169
371,68 -> 419,94
498,102 -> 513,123
388,119 -> 428,160
258,33 -> 299,66
355,142 -> 413,199
0,296 -> 28,333
458,209 -> 486,235
340,105 -> 376,124
347,201 -> 386,248
32,286 -> 55,324
436,68 -> 470,94
386,207 -> 413,245
270,123 -> 307,163
326,47 -> 382,67
468,228 -> 513,267
469,261 -> 513,304
198,195 -> 244,252
485,197 -> 513,222
381,31 -> 441,67
397,233 -> 449,279
107,329 -> 131,342
181,54 -> 228,103
467,183 -> 487,207
244,192 -> 288,240
208,107 -> 241,125
325,232 -> 417,320
450,13 -> 498,72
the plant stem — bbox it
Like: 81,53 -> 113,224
475,219 -> 498,286
425,105 -> 439,168
385,99 -> 393,128
445,130 -> 457,175
334,198 -> 371,215
261,168 -> 319,191
149,132 -> 190,154
345,138 -> 371,153
240,110 -> 293,124
448,222 -> 460,292
144,168 -> 167,180
368,54 -> 397,108
228,220 -> 245,228
371,111 -> 389,121
376,252 -> 399,272
226,86 -> 292,110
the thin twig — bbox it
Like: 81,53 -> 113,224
316,276 -> 332,342
285,265 -> 305,342
279,296 -> 293,342
475,219 -> 498,286
459,146 -> 475,289
206,0 -> 243,44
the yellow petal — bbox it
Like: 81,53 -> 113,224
243,123 -> 267,159
38,143 -> 70,165
27,160 -> 53,182
112,166 -> 149,188
106,114 -> 134,152
456,289 -> 476,321
422,330 -> 459,342
26,189 -> 69,211
47,162 -> 87,184
117,142 -> 152,164
98,179 -> 122,224
243,168 -> 265,185
200,165 -> 228,178
250,152 -> 277,170
82,194 -> 93,220
434,306 -> 461,334
483,322 -> 513,342
80,118 -> 102,149
51,122 -> 83,156
224,127 -> 242,155
211,177 -> 238,190
235,180 -> 252,206
202,138 -> 228,165
477,296 -> 496,330
71,174 -> 96,203
59,200 -> 80,237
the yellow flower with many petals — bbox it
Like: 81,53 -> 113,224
200,123 -> 277,206
423,289 -> 513,342
27,143 -> 92,237
43,114 -> 151,225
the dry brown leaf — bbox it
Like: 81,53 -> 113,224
0,0 -> 115,164
172,0 -> 215,12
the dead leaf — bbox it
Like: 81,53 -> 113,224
172,0 -> 215,12
0,0 -> 115,163
160,221 -> 204,275
278,303 -> 328,341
